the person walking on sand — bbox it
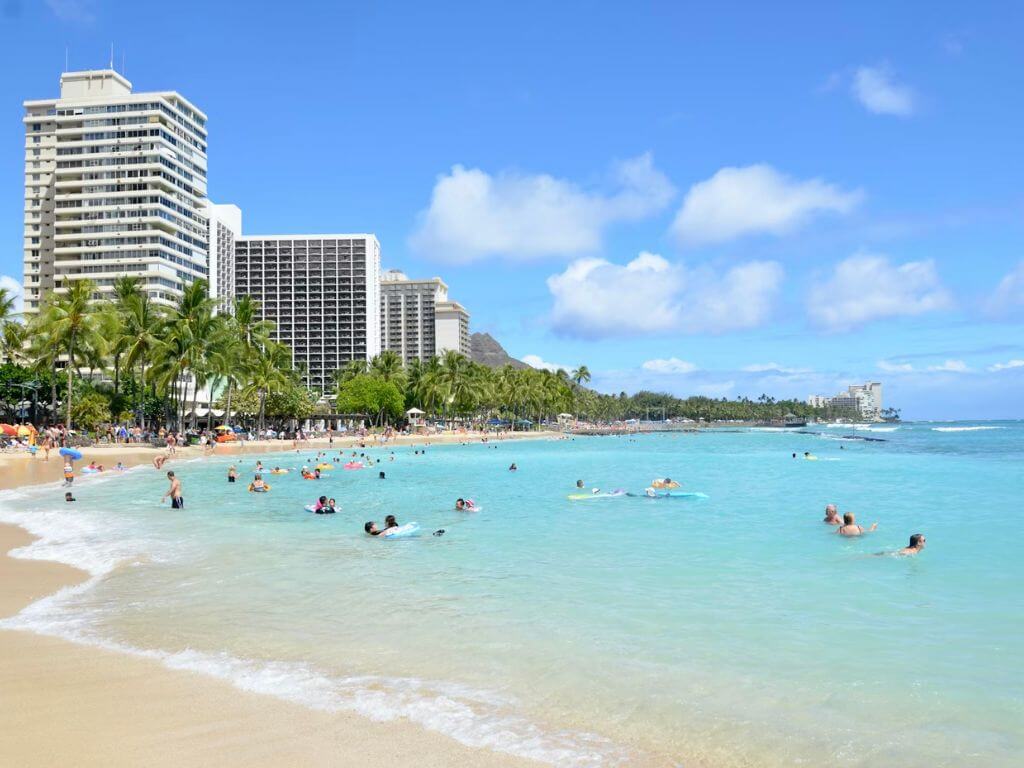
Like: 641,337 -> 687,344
162,471 -> 184,509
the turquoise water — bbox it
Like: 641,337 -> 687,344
2,423 -> 1023,766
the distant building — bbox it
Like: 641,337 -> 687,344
379,269 -> 471,364
808,382 -> 883,420
23,69 -> 209,315
234,234 -> 382,393
205,202 -> 241,313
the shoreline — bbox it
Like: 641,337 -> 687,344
0,432 -> 562,767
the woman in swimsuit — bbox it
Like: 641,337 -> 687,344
836,512 -> 878,536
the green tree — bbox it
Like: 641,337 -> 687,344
336,374 -> 404,426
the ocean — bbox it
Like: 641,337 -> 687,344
2,423 -> 1022,766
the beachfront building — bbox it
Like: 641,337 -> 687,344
22,69 -> 209,315
205,202 -> 241,313
808,382 -> 883,420
233,235 -> 382,393
379,269 -> 471,364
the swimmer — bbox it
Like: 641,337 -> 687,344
456,498 -> 465,510
364,518 -> 400,536
248,474 -> 267,492
823,504 -> 841,525
379,471 -> 386,479
509,463 -> 517,471
314,468 -> 321,479
64,492 -> 75,503
895,533 -> 926,556
364,521 -> 383,536
322,497 -> 338,514
576,480 -> 584,488
836,512 -> 877,536
114,462 -> 126,471
314,495 -> 327,511
228,465 -> 238,483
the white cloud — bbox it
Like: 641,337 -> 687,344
695,380 -> 736,397
877,360 -> 914,373
852,66 -> 915,116
642,358 -> 698,374
0,275 -> 24,315
742,362 -> 813,374
521,354 -> 571,374
988,359 -> 1024,372
547,252 -> 783,338
671,164 -> 861,246
45,0 -> 95,23
928,359 -> 970,373
808,253 -> 953,331
409,153 -> 675,262
987,260 -> 1024,317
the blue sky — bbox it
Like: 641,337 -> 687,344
2,1 -> 1023,418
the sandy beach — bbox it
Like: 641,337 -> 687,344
0,432 -> 558,768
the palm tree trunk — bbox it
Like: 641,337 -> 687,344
258,390 -> 267,435
66,335 -> 75,428
113,352 -> 120,398
225,381 -> 233,427
50,364 -> 58,427
190,378 -> 199,431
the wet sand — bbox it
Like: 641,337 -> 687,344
0,434 -> 557,767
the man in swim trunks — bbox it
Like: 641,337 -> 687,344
836,512 -> 877,536
823,504 -> 841,525
162,471 -> 183,508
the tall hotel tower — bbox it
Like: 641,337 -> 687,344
234,235 -> 382,393
22,70 -> 209,314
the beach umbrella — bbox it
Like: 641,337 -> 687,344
0,424 -> 17,436
17,426 -> 32,436
214,425 -> 232,431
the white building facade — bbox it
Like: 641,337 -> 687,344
808,382 -> 884,419
233,235 -> 381,393
23,70 -> 209,315
205,201 -> 241,312
379,269 -> 471,364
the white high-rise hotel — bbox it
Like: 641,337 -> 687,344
22,70 -> 210,314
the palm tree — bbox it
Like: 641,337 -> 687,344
571,365 -> 591,387
121,289 -> 162,428
370,350 -> 406,387
34,279 -> 103,427
243,341 -> 292,434
1,321 -> 27,365
0,286 -> 17,326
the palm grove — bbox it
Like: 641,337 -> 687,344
0,280 -> 832,432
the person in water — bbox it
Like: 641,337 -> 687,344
228,465 -> 238,483
162,471 -> 184,509
823,504 -> 841,525
326,497 -> 338,513
248,474 -> 268,492
64,491 -> 75,503
456,498 -> 465,510
314,495 -> 328,512
114,462 -> 126,471
379,471 -> 386,479
509,463 -> 517,471
895,533 -> 926,556
836,512 -> 877,536
364,519 -> 398,536
576,479 -> 584,488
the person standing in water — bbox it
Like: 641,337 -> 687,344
227,465 -> 238,483
162,471 -> 184,509
836,512 -> 877,536
823,504 -> 841,525
892,533 -> 926,556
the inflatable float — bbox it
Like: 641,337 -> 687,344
58,447 -> 83,461
628,490 -> 709,500
248,483 -> 272,492
567,490 -> 626,500
344,462 -> 364,470
650,479 -> 680,489
316,463 -> 334,470
381,523 -> 419,538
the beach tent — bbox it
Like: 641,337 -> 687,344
405,408 -> 425,416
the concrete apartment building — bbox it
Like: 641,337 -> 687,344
22,70 -> 209,315
233,235 -> 381,393
205,201 -> 241,312
380,269 -> 471,364
808,382 -> 883,419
